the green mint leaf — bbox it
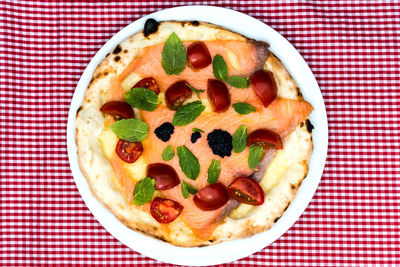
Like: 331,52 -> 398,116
161,32 -> 187,75
186,83 -> 205,99
162,145 -> 175,161
207,159 -> 221,184
212,54 -> 228,81
110,119 -> 149,142
177,145 -> 200,180
133,177 -> 155,205
232,125 -> 247,153
181,180 -> 197,199
125,87 -> 158,111
248,145 -> 263,170
226,76 -> 250,88
192,127 -> 205,133
172,101 -> 205,126
233,102 -> 257,115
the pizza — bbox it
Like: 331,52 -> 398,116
75,19 -> 314,247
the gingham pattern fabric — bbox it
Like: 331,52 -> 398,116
1,1 -> 399,266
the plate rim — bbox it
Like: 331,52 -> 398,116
67,5 -> 328,266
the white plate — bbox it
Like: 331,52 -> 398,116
67,6 -> 328,266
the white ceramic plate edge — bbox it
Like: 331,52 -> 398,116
67,6 -> 328,266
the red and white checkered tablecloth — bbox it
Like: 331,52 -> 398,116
1,1 -> 399,266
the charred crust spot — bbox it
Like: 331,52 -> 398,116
144,18 -> 159,37
291,184 -> 296,190
112,45 -> 122,54
180,21 -> 186,27
296,87 -> 303,97
191,20 -> 200,26
300,121 -> 304,127
284,203 -> 290,212
123,49 -> 128,53
274,216 -> 281,223
208,239 -> 214,243
114,56 -> 121,62
305,119 -> 314,133
207,129 -> 233,158
77,106 -> 83,114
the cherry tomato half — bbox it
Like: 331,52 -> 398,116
193,183 -> 229,211
207,79 -> 230,112
249,70 -> 277,108
165,81 -> 193,110
147,163 -> 180,190
187,41 -> 212,70
100,101 -> 134,120
150,197 -> 183,224
133,77 -> 160,95
247,129 -> 283,149
115,140 -> 143,163
227,177 -> 264,205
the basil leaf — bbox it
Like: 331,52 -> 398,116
161,32 -> 187,75
133,177 -> 155,205
248,145 -> 263,170
172,101 -> 205,126
226,76 -> 250,88
181,180 -> 197,199
233,102 -> 256,115
232,125 -> 247,153
177,145 -> 200,180
162,145 -> 175,161
212,54 -> 228,81
110,119 -> 149,142
186,83 -> 205,99
192,127 -> 205,133
207,159 -> 221,184
125,87 -> 158,111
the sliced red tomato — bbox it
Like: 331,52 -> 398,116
100,101 -> 134,120
247,129 -> 283,149
193,183 -> 229,211
207,79 -> 230,112
227,177 -> 264,205
115,140 -> 143,163
150,197 -> 183,224
249,70 -> 277,108
165,81 -> 193,110
133,77 -> 160,95
187,41 -> 212,70
147,163 -> 180,190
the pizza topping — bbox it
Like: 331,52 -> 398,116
247,129 -> 283,149
147,163 -> 180,190
248,145 -> 263,170
110,119 -> 149,142
207,159 -> 221,184
232,125 -> 247,153
181,180 -> 198,199
226,76 -> 250,88
187,41 -> 212,70
207,129 -> 233,158
212,54 -> 229,81
133,177 -> 155,205
100,101 -> 134,120
249,70 -> 277,107
115,140 -> 143,163
161,32 -> 187,75
150,197 -> 183,223
193,183 -> 229,211
192,127 -> 205,133
227,177 -> 264,205
191,131 -> 201,143
207,79 -> 230,112
186,83 -> 205,99
172,101 -> 205,126
161,145 -> 175,161
165,81 -> 193,110
232,102 -> 256,115
177,145 -> 200,180
125,87 -> 158,111
133,77 -> 160,95
154,122 -> 174,142
143,18 -> 159,37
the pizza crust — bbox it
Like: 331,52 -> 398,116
75,21 -> 313,247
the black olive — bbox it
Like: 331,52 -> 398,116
207,129 -> 232,158
154,122 -> 174,142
